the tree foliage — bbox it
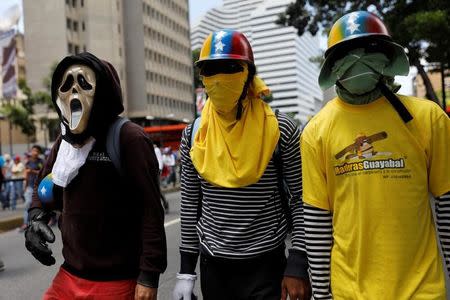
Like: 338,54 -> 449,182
0,101 -> 35,137
36,62 -> 57,145
42,62 -> 58,96
0,79 -> 37,138
277,0 -> 449,103
0,63 -> 57,141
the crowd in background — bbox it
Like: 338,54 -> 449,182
0,142 -> 180,221
153,142 -> 180,188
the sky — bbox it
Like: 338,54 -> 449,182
0,0 -> 20,12
0,0 -> 22,32
189,0 -> 223,25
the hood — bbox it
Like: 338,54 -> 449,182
51,52 -> 124,145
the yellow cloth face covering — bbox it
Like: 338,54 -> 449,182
202,69 -> 247,114
191,64 -> 280,188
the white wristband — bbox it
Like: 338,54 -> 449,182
176,273 -> 197,281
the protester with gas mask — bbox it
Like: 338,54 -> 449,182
173,30 -> 310,300
24,52 -> 167,300
301,11 -> 450,299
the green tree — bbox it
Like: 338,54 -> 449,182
42,62 -> 58,93
0,79 -> 37,143
0,101 -> 36,138
37,62 -> 58,147
0,63 -> 57,144
277,0 -> 450,103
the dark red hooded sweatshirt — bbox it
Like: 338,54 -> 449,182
31,52 -> 167,287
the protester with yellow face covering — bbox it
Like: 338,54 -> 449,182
173,30 -> 311,300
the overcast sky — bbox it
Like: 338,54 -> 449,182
0,0 -> 19,13
189,0 -> 222,25
0,0 -> 22,32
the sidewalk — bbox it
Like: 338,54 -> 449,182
0,184 -> 180,233
0,202 -> 25,233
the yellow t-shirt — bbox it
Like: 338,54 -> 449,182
301,95 -> 450,299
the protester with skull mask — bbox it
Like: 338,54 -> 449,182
301,11 -> 450,299
24,52 -> 167,300
173,30 -> 310,300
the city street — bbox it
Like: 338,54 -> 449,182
0,0 -> 447,299
1,192 -> 450,300
0,191 -> 203,300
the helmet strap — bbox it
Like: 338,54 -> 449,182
235,69 -> 254,120
376,81 -> 413,123
236,100 -> 243,120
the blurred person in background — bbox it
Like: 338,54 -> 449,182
154,142 -> 163,172
0,155 -> 4,209
162,147 -> 176,188
154,141 -> 169,212
2,154 -> 13,210
11,155 -> 25,209
20,145 -> 44,231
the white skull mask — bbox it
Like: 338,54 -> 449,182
56,64 -> 96,134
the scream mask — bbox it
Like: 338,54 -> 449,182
56,64 -> 96,135
52,52 -> 125,145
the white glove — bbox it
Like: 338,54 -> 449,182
173,273 -> 197,300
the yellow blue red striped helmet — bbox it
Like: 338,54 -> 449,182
196,30 -> 254,67
326,11 -> 391,57
319,11 -> 409,90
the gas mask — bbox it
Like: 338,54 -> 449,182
56,64 -> 96,134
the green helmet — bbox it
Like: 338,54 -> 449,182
319,11 -> 409,90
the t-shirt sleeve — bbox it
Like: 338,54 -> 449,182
429,113 -> 450,197
301,127 -> 331,211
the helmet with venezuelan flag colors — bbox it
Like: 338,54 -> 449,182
319,11 -> 409,90
325,11 -> 391,57
196,30 -> 254,67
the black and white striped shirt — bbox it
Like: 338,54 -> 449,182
179,113 -> 306,273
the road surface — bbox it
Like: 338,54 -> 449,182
0,191 -> 202,300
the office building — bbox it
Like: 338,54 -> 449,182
23,0 -> 193,144
124,0 -> 193,122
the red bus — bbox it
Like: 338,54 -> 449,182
144,123 -> 187,150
